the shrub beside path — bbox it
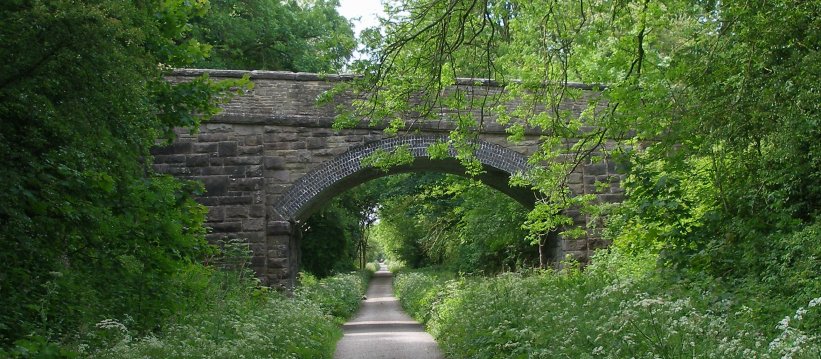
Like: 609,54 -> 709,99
334,265 -> 444,359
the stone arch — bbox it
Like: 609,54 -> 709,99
273,135 -> 538,222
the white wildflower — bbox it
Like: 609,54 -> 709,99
636,298 -> 665,307
95,318 -> 128,333
793,307 -> 807,321
776,316 -> 790,331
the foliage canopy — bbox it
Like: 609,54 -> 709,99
341,0 -> 821,287
0,0 -> 249,348
191,0 -> 356,72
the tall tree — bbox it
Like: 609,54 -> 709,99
0,0 -> 247,346
191,0 -> 356,72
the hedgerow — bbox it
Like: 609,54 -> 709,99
394,255 -> 821,359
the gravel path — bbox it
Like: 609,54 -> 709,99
333,267 -> 444,359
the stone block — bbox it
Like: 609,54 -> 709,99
239,145 -> 263,155
246,165 -> 263,177
312,129 -> 333,137
169,166 -> 192,175
563,239 -> 589,251
208,221 -> 242,233
206,207 -> 225,221
245,232 -> 265,243
267,221 -> 292,235
193,142 -> 219,153
245,135 -> 262,146
225,156 -> 262,165
268,248 -> 286,259
219,196 -> 253,205
225,206 -> 249,219
314,147 -> 348,157
267,184 -> 288,196
585,163 -> 607,176
306,137 -> 326,149
230,177 -> 263,191
278,133 -> 299,142
185,154 -> 210,167
218,141 -> 238,157
225,166 -> 247,178
263,133 -> 278,143
268,258 -> 287,269
198,166 -> 224,176
205,123 -> 232,132
264,141 -> 289,150
197,175 -> 229,196
250,205 -> 266,218
270,170 -> 290,182
198,133 -> 229,142
263,126 -> 281,133
289,141 -> 307,150
233,125 -> 260,136
292,151 -> 311,163
242,218 -> 265,231
264,157 -> 286,170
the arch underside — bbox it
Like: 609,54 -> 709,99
274,135 -> 537,222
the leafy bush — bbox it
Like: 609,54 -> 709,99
397,264 -> 821,359
387,259 -> 407,273
393,270 -> 455,324
365,261 -> 380,273
80,268 -> 369,358
296,271 -> 369,323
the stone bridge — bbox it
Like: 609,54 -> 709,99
152,69 -> 623,287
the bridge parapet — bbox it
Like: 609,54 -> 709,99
169,69 -> 602,135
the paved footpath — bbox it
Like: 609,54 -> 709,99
333,266 -> 444,359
